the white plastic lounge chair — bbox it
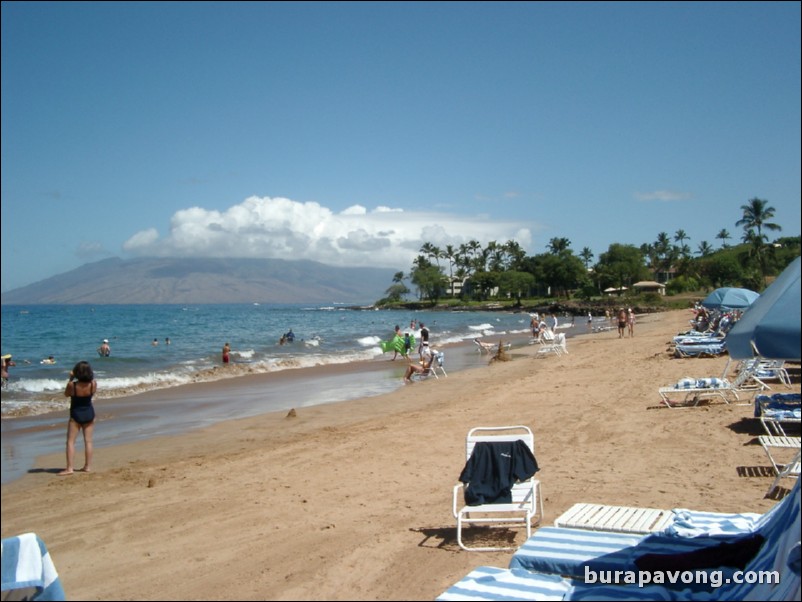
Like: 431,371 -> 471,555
657,362 -> 768,408
751,359 -> 792,387
553,503 -> 674,535
452,426 -> 544,551
673,341 -> 727,357
413,350 -> 447,379
755,393 -> 802,436
760,436 -> 801,496
474,338 -> 495,354
658,376 -> 736,407
538,332 -> 567,356
553,501 -> 764,536
438,480 -> 801,601
1,532 -> 66,601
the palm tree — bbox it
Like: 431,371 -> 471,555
736,198 -> 782,241
547,237 -> 570,254
579,247 -> 594,270
419,242 -> 442,267
696,241 -> 714,257
736,198 -> 781,283
674,230 -> 690,258
715,229 -> 732,248
503,240 -> 526,271
443,244 -> 457,296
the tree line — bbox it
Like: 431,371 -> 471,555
381,197 -> 800,306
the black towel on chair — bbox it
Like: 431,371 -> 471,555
459,440 -> 539,506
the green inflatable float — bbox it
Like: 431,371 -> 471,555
380,334 -> 415,355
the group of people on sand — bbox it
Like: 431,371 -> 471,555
400,322 -> 436,383
616,307 -> 636,338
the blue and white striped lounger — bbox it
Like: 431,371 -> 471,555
755,393 -> 802,436
436,566 -> 570,601
508,527 -> 752,580
1,533 -> 65,601
438,482 -> 800,601
552,503 -> 762,536
673,342 -> 726,357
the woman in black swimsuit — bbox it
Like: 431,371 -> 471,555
58,361 -> 97,476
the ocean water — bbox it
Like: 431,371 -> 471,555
1,303 -> 548,419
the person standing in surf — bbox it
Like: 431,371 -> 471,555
58,361 -> 97,476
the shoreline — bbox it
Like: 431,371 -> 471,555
0,332 -> 538,484
2,309 -> 795,601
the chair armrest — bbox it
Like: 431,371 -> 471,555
453,483 -> 465,518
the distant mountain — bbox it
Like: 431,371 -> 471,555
0,257 -> 397,305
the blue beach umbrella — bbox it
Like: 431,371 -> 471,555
700,287 -> 760,310
724,257 -> 801,361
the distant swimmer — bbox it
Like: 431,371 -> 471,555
97,339 -> 111,357
41,355 -> 56,365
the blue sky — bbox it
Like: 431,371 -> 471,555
2,1 -> 800,293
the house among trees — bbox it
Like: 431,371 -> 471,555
633,281 -> 666,295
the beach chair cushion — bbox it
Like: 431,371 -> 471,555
436,566 -> 571,601
694,377 -> 726,388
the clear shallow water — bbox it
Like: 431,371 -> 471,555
1,303 -> 547,418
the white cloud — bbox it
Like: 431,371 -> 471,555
634,190 -> 693,202
122,195 -> 533,269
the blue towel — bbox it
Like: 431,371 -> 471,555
1,533 -> 65,601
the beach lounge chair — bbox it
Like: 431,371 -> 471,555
537,332 -> 567,356
673,340 -> 727,357
413,350 -> 447,380
657,361 -> 768,408
551,502 -> 764,536
438,480 -> 801,601
755,393 -> 802,436
553,503 -> 674,535
474,338 -> 495,354
657,376 -> 736,408
759,436 -> 801,496
1,532 -> 66,601
750,359 -> 792,387
452,426 -> 544,551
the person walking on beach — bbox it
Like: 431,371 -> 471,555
418,322 -> 430,357
627,308 -> 636,338
58,361 -> 97,476
97,339 -> 111,357
391,325 -> 402,360
222,342 -> 231,365
617,308 -> 627,338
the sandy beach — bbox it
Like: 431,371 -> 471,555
1,309 -> 798,601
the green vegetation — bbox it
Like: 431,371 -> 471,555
375,198 -> 800,311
